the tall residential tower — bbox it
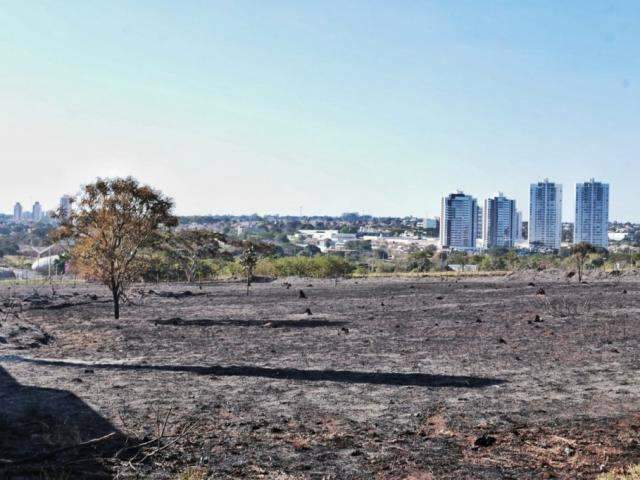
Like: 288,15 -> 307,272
529,180 -> 562,250
575,179 -> 609,248
440,192 -> 478,250
483,194 -> 518,249
32,201 -> 43,222
13,202 -> 22,222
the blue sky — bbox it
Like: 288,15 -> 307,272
1,1 -> 638,220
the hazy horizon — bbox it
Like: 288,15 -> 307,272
2,2 -> 638,220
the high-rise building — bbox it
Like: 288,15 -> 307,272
483,193 -> 518,249
440,192 -> 478,250
515,210 -> 523,241
13,202 -> 23,222
529,179 -> 562,250
60,195 -> 73,218
476,206 -> 483,239
423,217 -> 439,237
575,179 -> 609,248
32,201 -> 43,222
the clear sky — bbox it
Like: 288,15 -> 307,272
1,1 -> 638,220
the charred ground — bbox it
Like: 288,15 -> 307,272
1,273 -> 640,479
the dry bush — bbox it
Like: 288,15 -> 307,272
110,405 -> 201,477
597,464 -> 640,480
539,294 -> 593,319
177,466 -> 208,480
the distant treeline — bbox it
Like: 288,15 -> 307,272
137,245 -> 639,282
140,253 -> 355,282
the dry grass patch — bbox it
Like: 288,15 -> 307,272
289,435 -> 311,451
598,464 -> 640,480
176,466 -> 208,480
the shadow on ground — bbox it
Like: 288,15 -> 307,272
152,317 -> 349,328
0,366 -> 126,479
3,357 -> 506,388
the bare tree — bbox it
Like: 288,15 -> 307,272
571,242 -> 595,283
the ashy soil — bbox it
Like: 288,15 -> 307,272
1,274 -> 640,479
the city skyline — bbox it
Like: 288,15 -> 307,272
1,2 -> 639,219
4,178 -> 617,225
0,178 -> 620,253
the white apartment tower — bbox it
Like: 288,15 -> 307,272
440,192 -> 478,250
529,179 -> 562,250
483,194 -> 518,249
13,202 -> 23,222
32,201 -> 43,222
575,179 -> 609,248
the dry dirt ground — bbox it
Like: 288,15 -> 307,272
1,273 -> 640,479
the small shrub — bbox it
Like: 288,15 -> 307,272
254,258 -> 278,278
353,264 -> 370,276
406,250 -> 433,272
371,260 -> 397,274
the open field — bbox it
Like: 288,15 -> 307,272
2,273 -> 640,479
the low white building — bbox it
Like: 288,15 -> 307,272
31,255 -> 60,273
294,230 -> 358,252
362,235 -> 439,257
448,264 -> 479,272
608,231 -> 627,242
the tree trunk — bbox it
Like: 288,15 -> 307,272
578,264 -> 583,283
113,288 -> 120,319
246,275 -> 250,296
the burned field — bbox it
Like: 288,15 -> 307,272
2,275 -> 640,479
